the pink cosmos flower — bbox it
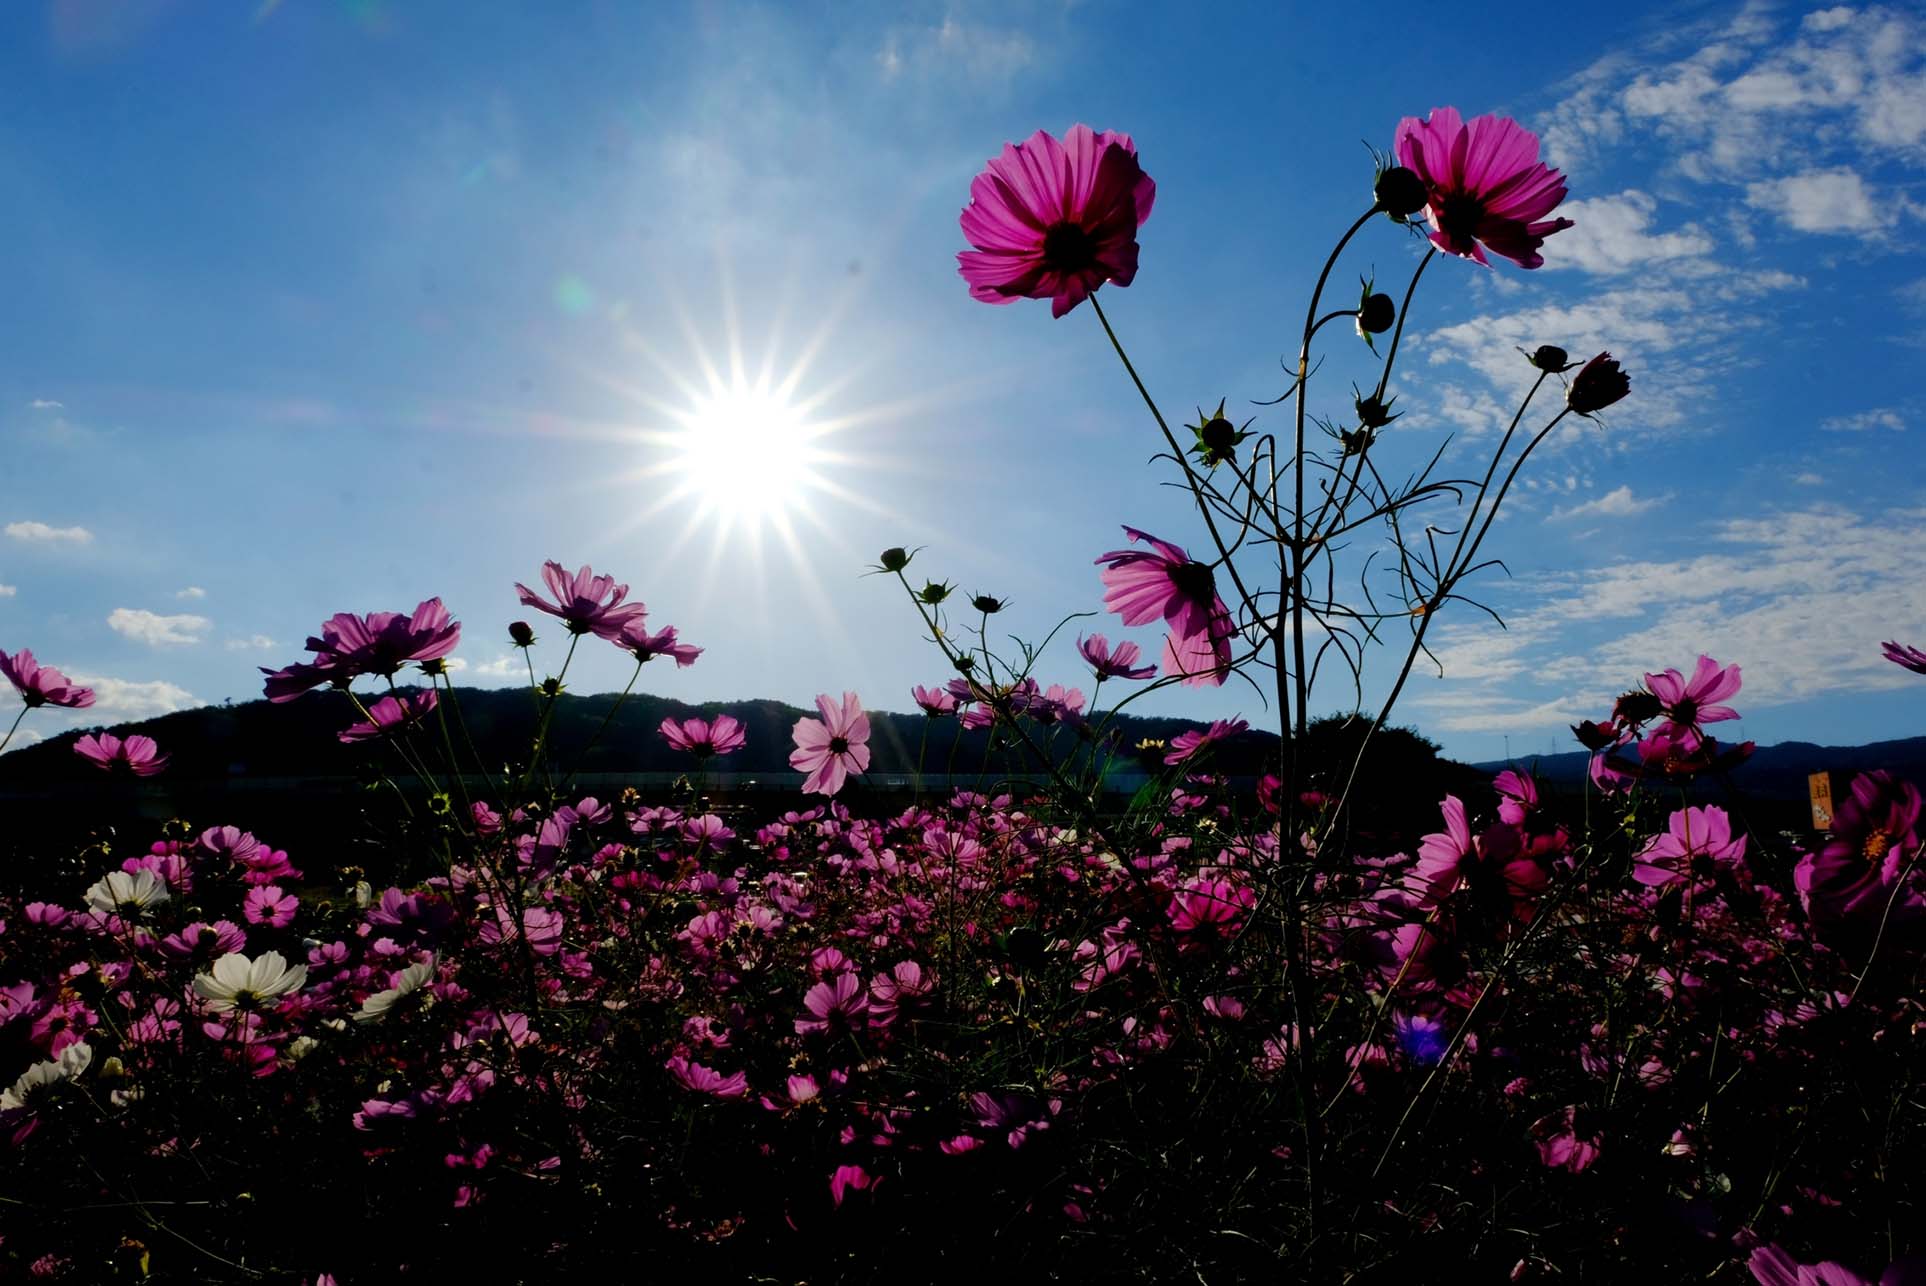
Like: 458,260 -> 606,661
796,973 -> 869,1035
1645,655 -> 1742,753
243,886 -> 298,929
1094,526 -> 1233,687
660,714 -> 746,759
514,561 -> 648,640
338,690 -> 438,743
1881,640 -> 1926,675
1632,805 -> 1747,888
664,1055 -> 748,1099
789,692 -> 871,797
1747,1244 -> 1926,1286
1796,770 -> 1926,937
73,732 -> 169,776
1079,632 -> 1156,681
260,599 -> 459,699
1164,717 -> 1248,765
0,649 -> 94,709
1492,769 -> 1536,826
160,920 -> 247,962
614,620 -> 702,667
956,123 -> 1156,318
911,684 -> 958,717
1166,877 -> 1255,940
829,1163 -> 874,1208
1532,1105 -> 1600,1172
1393,107 -> 1574,269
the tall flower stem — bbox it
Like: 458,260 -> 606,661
559,659 -> 643,795
0,706 -> 28,758
1088,294 -> 1261,620
523,633 -> 580,792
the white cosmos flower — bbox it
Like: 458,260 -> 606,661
2,1042 -> 92,1110
355,957 -> 438,1024
83,869 -> 169,920
191,951 -> 307,1015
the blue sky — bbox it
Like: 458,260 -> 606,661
2,0 -> 1924,765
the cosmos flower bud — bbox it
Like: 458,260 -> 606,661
919,580 -> 954,605
1356,282 -> 1395,337
418,658 -> 447,677
539,677 -> 565,699
1354,390 -> 1400,430
878,547 -> 913,573
1567,353 -> 1630,417
1611,689 -> 1662,726
970,594 -> 1008,615
508,621 -> 536,648
1571,720 -> 1619,752
1374,165 -> 1428,220
1188,398 -> 1251,469
954,653 -> 977,674
1340,427 -> 1375,456
1527,344 -> 1571,373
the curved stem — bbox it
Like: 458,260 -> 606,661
0,705 -> 28,758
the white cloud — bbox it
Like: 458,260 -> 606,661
67,674 -> 199,720
1793,471 -> 1825,485
1745,167 -> 1892,234
175,586 -> 207,600
28,399 -> 63,410
1820,407 -> 1906,432
1545,191 -> 1715,274
875,15 -> 1033,85
1413,505 -> 1926,741
5,521 -> 92,545
223,635 -> 277,651
1549,485 -> 1669,521
466,655 -> 522,679
107,608 -> 213,647
0,584 -> 15,597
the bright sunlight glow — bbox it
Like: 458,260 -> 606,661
668,379 -> 820,527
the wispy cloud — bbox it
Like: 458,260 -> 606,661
1549,485 -> 1669,521
1542,191 -> 1714,275
876,14 -> 1034,85
1820,407 -> 1907,432
28,398 -> 64,410
223,634 -> 277,651
175,586 -> 208,600
0,584 -> 15,598
1746,167 -> 1896,235
1411,504 -> 1926,738
5,521 -> 93,545
107,608 -> 213,647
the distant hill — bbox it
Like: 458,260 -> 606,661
1475,736 -> 1926,802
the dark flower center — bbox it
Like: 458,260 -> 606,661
829,736 -> 850,756
1863,832 -> 1891,863
1041,221 -> 1098,274
1670,698 -> 1698,725
1438,193 -> 1486,242
1201,417 -> 1237,450
1169,560 -> 1215,605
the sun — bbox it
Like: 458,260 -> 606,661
664,375 -> 824,529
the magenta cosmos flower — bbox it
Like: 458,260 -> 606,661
338,690 -> 439,743
1632,805 -> 1747,888
613,620 -> 702,667
1882,640 -> 1926,674
789,692 -> 871,797
1094,527 -> 1233,687
957,123 -> 1156,318
73,732 -> 169,776
514,561 -> 648,640
1646,655 -> 1742,753
1164,717 -> 1248,765
659,714 -> 746,759
260,599 -> 460,700
1795,769 -> 1926,936
1748,1244 -> 1926,1286
1,648 -> 95,709
911,684 -> 958,717
1079,633 -> 1156,681
1393,107 -> 1574,269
